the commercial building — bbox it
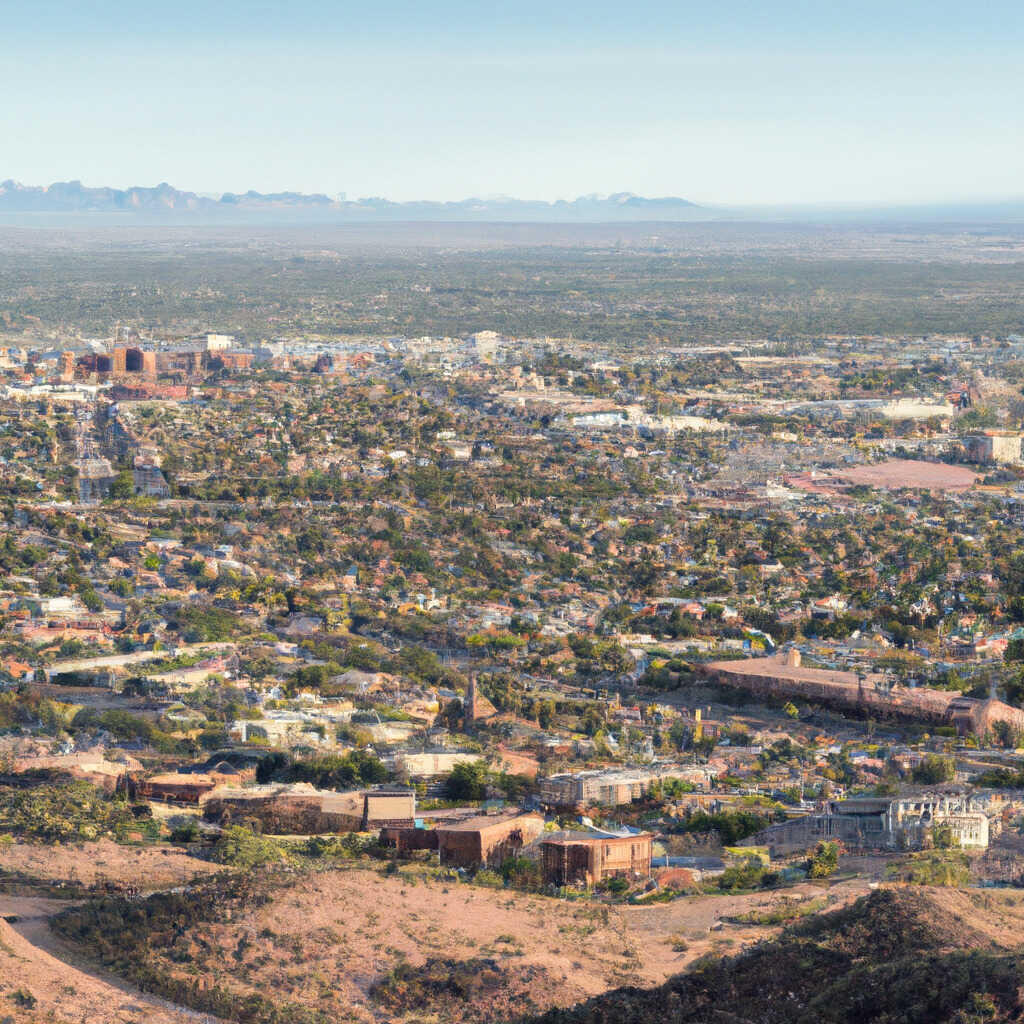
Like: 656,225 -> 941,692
201,333 -> 235,352
436,812 -> 545,869
964,431 -> 1022,465
540,828 -> 653,886
740,792 -> 997,855
703,652 -> 1024,738
539,766 -> 677,811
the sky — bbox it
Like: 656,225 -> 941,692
3,0 -> 1023,206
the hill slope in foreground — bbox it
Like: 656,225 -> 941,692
526,887 -> 1024,1024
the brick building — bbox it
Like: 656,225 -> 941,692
132,761 -> 256,803
540,829 -> 653,886
203,784 -> 415,834
436,812 -> 545,869
539,766 -> 677,811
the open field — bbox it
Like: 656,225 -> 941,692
524,886 -> 1024,1024
789,458 -> 982,493
829,458 -> 982,491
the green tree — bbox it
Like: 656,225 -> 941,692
444,760 -> 488,801
108,471 -> 135,500
807,840 -> 840,877
912,754 -> 955,785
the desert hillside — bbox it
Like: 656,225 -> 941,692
524,887 -> 1024,1024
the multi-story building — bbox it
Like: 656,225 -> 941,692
540,828 -> 653,886
964,431 -> 1022,465
741,791 -> 997,855
539,766 -> 678,811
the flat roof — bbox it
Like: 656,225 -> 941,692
437,812 -> 542,833
542,828 -> 651,845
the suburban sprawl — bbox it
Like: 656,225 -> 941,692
4,222 -> 1024,1022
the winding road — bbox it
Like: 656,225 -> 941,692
0,894 -> 221,1024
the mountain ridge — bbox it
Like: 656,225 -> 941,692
0,179 -> 703,222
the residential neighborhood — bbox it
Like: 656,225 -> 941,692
5,225 -> 1024,1023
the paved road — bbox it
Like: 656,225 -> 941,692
43,642 -> 234,681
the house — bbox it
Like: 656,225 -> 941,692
811,595 -> 849,620
540,828 -> 653,886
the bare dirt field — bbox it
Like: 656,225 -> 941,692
1,839 -> 222,891
4,854 -> 1008,1024
619,875 -> 872,960
790,458 -> 981,493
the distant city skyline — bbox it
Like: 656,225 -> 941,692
5,0 -> 1023,206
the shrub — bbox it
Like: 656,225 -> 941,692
213,826 -> 287,868
888,850 -> 970,887
169,819 -> 200,844
500,855 -> 543,892
715,857 -> 780,892
807,840 -> 840,878
0,780 -> 138,842
9,988 -> 37,1008
473,869 -> 503,888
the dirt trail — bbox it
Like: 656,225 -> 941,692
0,895 -> 219,1024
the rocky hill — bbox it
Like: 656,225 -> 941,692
522,888 -> 1024,1024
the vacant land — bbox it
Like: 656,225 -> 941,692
830,459 -> 982,491
41,863 -> 875,1024
0,839 -> 222,891
789,458 -> 982,493
0,897 -> 212,1024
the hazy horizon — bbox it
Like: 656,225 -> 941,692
5,178 -> 1024,226
4,0 -> 1022,207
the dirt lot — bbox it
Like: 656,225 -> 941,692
0,839 -> 222,891
0,842 -> 883,1024
3,874 -> 1017,1024
790,458 -> 980,493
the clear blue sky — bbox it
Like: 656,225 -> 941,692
4,0 -> 1022,204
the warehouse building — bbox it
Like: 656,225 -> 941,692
540,828 -> 653,886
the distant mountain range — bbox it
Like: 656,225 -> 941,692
0,179 -> 705,222
5,179 -> 1024,225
